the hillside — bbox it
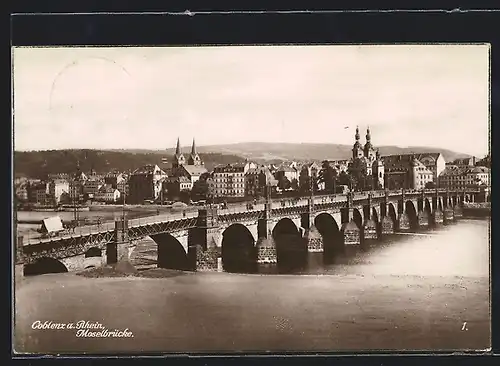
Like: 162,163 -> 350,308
15,143 -> 471,179
14,150 -> 245,179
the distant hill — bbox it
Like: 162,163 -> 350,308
15,143 -> 471,179
110,142 -> 471,163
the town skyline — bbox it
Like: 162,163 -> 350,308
13,45 -> 489,157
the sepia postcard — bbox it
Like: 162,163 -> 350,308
12,44 -> 491,355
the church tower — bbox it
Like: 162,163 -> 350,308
364,126 -> 376,162
352,126 -> 364,160
172,137 -> 185,169
187,138 -> 202,166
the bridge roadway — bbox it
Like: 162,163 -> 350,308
20,189 -> 476,247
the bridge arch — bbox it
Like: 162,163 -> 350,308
272,218 -> 306,271
371,207 -> 379,224
424,198 -> 432,214
438,197 -> 444,212
388,202 -> 397,224
83,247 -> 104,269
221,224 -> 256,273
85,247 -> 102,258
405,200 -> 418,230
314,213 -> 342,259
24,257 -> 68,276
150,233 -> 191,271
417,198 -> 424,212
352,208 -> 363,230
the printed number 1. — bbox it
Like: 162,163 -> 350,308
461,322 -> 468,331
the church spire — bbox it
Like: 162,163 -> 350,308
175,137 -> 181,156
191,138 -> 197,155
355,126 -> 360,141
366,126 -> 371,142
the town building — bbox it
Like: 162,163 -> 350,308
213,162 -> 255,198
48,179 -> 70,204
413,153 -> 446,183
438,166 -> 468,189
447,157 -> 477,167
128,164 -> 167,204
274,164 -> 299,188
104,187 -> 121,203
83,177 -> 105,198
163,176 -> 193,197
245,165 -> 278,197
69,171 -> 88,202
349,127 -> 385,190
328,159 -> 350,174
95,185 -> 121,203
104,172 -> 129,199
438,165 -> 489,190
15,181 -> 29,201
27,181 -> 49,205
47,173 -> 71,181
383,154 -> 434,190
382,152 -> 445,188
177,165 -> 208,186
467,166 -> 490,187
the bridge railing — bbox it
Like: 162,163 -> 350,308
20,188 -> 483,246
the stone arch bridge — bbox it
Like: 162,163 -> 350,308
16,188 -> 477,275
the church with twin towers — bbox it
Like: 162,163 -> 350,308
171,137 -> 203,169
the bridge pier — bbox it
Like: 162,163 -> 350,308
433,209 -> 444,226
396,190 -> 410,232
256,218 -> 277,264
397,213 -> 410,231
362,193 -> 378,249
191,208 -> 222,272
417,210 -> 429,229
301,213 -> 323,253
444,207 -> 454,224
380,192 -> 395,235
106,219 -> 132,265
340,194 -> 361,253
443,191 -> 454,225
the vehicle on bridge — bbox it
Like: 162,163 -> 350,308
336,185 -> 350,194
37,216 -> 65,238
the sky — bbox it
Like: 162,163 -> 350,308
12,44 -> 490,157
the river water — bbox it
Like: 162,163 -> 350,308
14,219 -> 490,354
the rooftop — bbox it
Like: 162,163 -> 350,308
181,165 -> 208,176
132,164 -> 166,176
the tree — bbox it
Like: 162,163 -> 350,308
191,179 -> 209,201
337,171 -> 354,192
299,168 -> 310,194
278,176 -> 291,191
290,178 -> 299,191
318,160 -> 338,194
